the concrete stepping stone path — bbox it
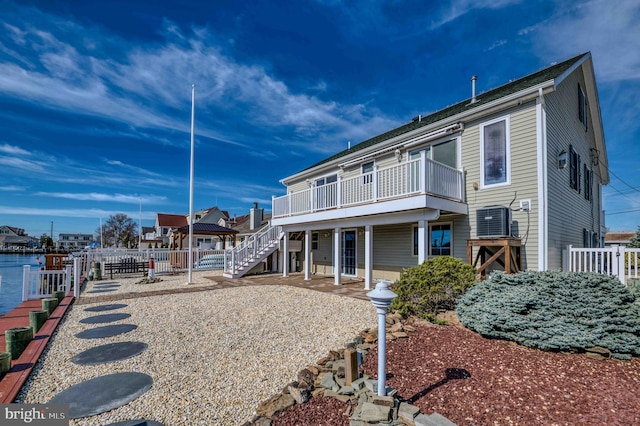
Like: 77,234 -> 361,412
105,420 -> 164,425
75,324 -> 137,339
79,313 -> 131,324
84,303 -> 128,312
72,341 -> 148,365
48,372 -> 153,419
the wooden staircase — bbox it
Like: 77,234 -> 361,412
223,225 -> 283,278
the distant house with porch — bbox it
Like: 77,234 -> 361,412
0,226 -> 30,249
258,52 -> 609,288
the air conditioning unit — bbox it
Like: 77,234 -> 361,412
476,206 -> 511,238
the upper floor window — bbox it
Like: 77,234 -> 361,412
480,117 -> 510,187
578,84 -> 587,131
315,174 -> 337,186
362,161 -> 374,184
569,145 -> 581,192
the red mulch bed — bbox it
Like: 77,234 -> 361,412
273,320 -> 640,425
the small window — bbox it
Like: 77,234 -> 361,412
430,224 -> 451,256
480,117 -> 510,187
578,84 -> 587,131
311,232 -> 318,250
362,161 -> 374,184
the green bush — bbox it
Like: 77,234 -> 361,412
390,256 -> 477,322
456,271 -> 640,359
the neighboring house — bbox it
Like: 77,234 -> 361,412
154,213 -> 188,245
57,233 -> 93,250
270,52 -> 609,288
604,231 -> 636,247
0,226 -> 30,249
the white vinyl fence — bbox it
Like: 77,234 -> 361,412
22,264 -> 72,301
86,248 -> 227,276
565,245 -> 640,285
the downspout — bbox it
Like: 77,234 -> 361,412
537,88 -> 548,271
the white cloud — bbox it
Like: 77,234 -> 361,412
429,0 -> 523,30
0,143 -> 30,155
0,205 -> 156,220
0,185 -> 24,191
33,192 -> 168,204
526,0 -> 640,82
0,6 -> 397,153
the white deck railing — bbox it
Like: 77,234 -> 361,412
273,158 -> 464,218
565,245 -> 640,285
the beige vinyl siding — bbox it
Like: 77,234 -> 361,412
545,70 -> 602,269
461,102 -> 540,270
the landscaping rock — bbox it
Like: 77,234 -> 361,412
256,393 -> 295,418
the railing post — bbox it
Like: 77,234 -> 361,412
337,176 -> 342,208
372,165 -> 378,202
420,150 -> 427,193
22,265 -> 30,302
615,245 -> 625,285
65,265 -> 72,293
74,257 -> 81,298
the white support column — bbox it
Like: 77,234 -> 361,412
364,225 -> 373,290
73,257 -> 81,298
304,229 -> 311,281
283,232 -> 289,277
418,219 -> 428,264
334,227 -> 342,285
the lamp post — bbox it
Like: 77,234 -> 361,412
366,280 -> 397,396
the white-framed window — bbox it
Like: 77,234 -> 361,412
412,222 -> 452,257
362,161 -> 374,184
578,84 -> 587,131
311,232 -> 319,250
480,116 -> 510,188
430,223 -> 452,256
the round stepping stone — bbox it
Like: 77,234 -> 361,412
93,284 -> 120,288
94,282 -> 119,286
85,303 -> 128,312
48,372 -> 153,419
75,324 -> 137,339
72,341 -> 148,365
86,288 -> 117,293
80,313 -> 132,324
105,420 -> 164,426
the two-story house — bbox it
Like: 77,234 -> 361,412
268,52 -> 608,289
57,233 -> 93,250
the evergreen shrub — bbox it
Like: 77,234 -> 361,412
390,256 -> 477,322
456,271 -> 640,359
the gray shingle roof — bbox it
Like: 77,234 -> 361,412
176,223 -> 238,234
302,53 -> 587,173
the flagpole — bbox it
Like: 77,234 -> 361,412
187,84 -> 195,284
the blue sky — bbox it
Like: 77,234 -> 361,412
0,0 -> 638,239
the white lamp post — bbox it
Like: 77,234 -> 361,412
366,280 -> 397,396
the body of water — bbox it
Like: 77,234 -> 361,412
0,253 -> 42,315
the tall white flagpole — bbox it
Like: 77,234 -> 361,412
139,197 -> 142,249
188,84 -> 195,284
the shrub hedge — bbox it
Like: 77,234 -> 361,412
390,256 -> 477,322
456,271 -> 640,359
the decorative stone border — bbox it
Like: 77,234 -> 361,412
245,313 -> 457,426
